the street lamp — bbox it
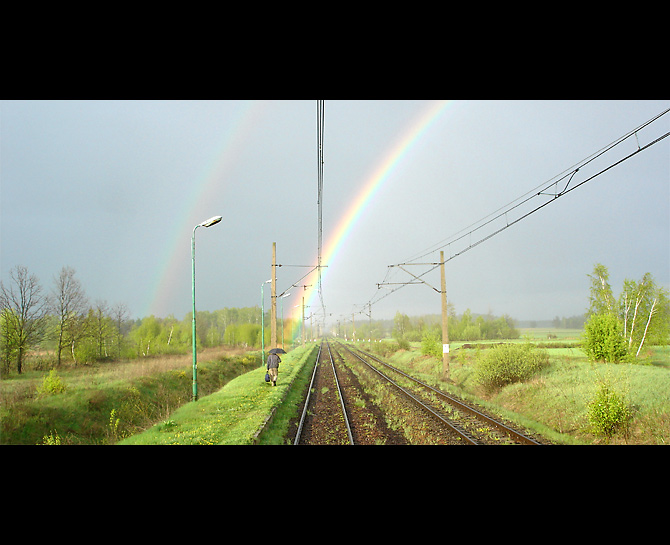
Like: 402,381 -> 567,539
191,215 -> 222,402
280,292 -> 290,349
261,279 -> 271,366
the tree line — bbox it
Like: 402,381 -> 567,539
0,265 -> 296,376
390,308 -> 520,344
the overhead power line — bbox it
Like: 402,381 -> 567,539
316,100 -> 326,317
369,107 -> 670,310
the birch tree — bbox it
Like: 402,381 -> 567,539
51,266 -> 88,366
110,302 -> 130,357
0,266 -> 48,374
587,263 -> 616,316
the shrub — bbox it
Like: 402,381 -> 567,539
396,337 -> 410,350
587,381 -> 631,440
36,369 -> 67,397
420,331 -> 442,359
475,343 -> 549,393
582,313 -> 629,363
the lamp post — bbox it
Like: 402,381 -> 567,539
280,292 -> 290,349
261,279 -> 271,366
191,215 -> 222,402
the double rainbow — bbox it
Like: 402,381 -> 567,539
142,100 -> 454,337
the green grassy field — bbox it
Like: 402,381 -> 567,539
1,347 -> 262,445
385,334 -> 669,445
4,329 -> 667,445
118,344 -> 317,445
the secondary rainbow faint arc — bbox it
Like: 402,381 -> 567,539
143,100 -> 268,318
288,100 -> 454,341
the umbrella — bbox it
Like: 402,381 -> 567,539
269,348 -> 287,354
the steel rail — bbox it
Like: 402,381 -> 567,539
346,343 -> 541,445
293,342 -> 321,445
294,341 -> 354,445
325,340 -> 355,445
334,341 -> 477,444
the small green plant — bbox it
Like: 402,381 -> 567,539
475,343 -> 549,393
587,380 -> 631,441
159,419 -> 178,431
108,409 -> 121,441
41,431 -> 62,445
420,331 -> 442,359
36,369 -> 67,397
582,313 -> 629,363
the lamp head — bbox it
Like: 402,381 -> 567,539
200,215 -> 222,227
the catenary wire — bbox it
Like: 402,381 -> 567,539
367,108 -> 669,311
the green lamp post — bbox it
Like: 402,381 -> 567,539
191,215 -> 222,401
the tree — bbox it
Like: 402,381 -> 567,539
619,274 -> 669,356
392,311 -> 410,340
1,308 -> 19,376
582,312 -> 629,363
110,302 -> 130,357
50,266 -> 88,366
587,263 -> 616,316
0,266 -> 48,374
584,264 -> 669,362
89,300 -> 114,359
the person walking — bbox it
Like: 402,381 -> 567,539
267,352 -> 281,386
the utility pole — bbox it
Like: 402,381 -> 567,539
271,242 -> 277,349
368,302 -> 372,351
440,250 -> 450,379
301,296 -> 305,346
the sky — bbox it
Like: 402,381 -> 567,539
1,100 -> 668,329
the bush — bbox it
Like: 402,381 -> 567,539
587,381 -> 631,440
36,369 -> 67,397
421,331 -> 442,359
475,343 -> 549,393
396,337 -> 410,350
582,313 -> 629,363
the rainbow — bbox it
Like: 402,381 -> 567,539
142,100 -> 269,318
287,100 -> 454,343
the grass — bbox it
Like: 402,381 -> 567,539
119,344 -> 317,445
0,347 -> 261,445
5,330 -> 667,446
388,334 -> 670,445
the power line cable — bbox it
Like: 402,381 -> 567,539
370,107 -> 669,308
402,107 -> 670,265
316,100 -> 326,317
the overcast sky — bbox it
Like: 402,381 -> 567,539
1,100 -> 668,325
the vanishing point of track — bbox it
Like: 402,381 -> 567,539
291,339 -> 544,445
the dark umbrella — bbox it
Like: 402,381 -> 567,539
269,348 -> 287,354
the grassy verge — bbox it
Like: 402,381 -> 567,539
382,339 -> 669,445
0,348 -> 260,445
118,344 -> 318,445
257,345 -> 320,445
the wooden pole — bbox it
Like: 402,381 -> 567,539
271,242 -> 277,349
301,296 -> 305,346
440,250 -> 450,379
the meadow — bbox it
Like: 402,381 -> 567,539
0,346 -> 262,444
3,328 -> 667,445
118,344 -> 317,445
390,328 -> 669,444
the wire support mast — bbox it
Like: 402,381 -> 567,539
316,100 -> 326,321
373,108 -> 670,305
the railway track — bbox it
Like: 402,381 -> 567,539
294,341 -> 354,445
292,340 -> 408,445
291,339 -> 544,445
336,341 -> 543,445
